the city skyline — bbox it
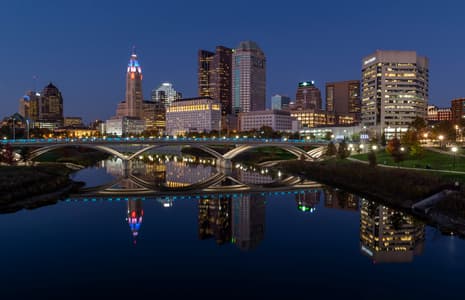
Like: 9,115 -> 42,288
1,0 -> 465,123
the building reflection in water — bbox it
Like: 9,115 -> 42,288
126,199 -> 144,245
324,187 -> 359,211
198,196 -> 232,245
360,199 -> 425,263
295,190 -> 320,213
231,194 -> 266,251
165,161 -> 215,188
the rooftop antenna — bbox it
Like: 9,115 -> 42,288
32,75 -> 38,92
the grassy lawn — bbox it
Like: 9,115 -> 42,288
352,149 -> 465,172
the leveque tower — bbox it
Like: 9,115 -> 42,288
116,48 -> 144,119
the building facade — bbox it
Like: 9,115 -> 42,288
292,81 -> 322,110
238,109 -> 295,132
361,50 -> 429,139
198,46 -> 233,116
326,80 -> 361,123
232,41 -> 266,114
105,116 -> 146,136
427,105 -> 452,122
451,98 -> 465,124
151,82 -> 182,108
165,97 -> 221,136
116,49 -> 144,119
64,117 -> 83,127
271,94 -> 291,110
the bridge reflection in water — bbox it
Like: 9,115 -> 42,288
75,157 -> 322,196
66,157 -> 427,261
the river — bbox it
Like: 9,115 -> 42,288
0,155 -> 464,298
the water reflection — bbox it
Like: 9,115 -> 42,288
126,199 -> 143,245
360,199 -> 425,263
324,187 -> 359,211
295,190 -> 321,213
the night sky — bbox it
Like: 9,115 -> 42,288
1,0 -> 464,123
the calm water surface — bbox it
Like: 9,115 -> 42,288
1,157 -> 464,299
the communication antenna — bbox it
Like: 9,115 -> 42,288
32,75 -> 39,93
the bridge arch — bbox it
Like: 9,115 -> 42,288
28,144 -> 128,161
126,144 -> 224,161
223,144 -> 315,161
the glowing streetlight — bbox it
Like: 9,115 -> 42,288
438,135 -> 444,148
452,146 -> 458,169
372,145 -> 378,151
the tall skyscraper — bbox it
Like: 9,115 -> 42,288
198,46 -> 233,116
232,40 -> 266,114
325,80 -> 361,123
40,82 -> 64,124
293,81 -> 322,110
116,48 -> 144,119
151,82 -> 182,108
19,90 -> 40,121
271,94 -> 291,110
361,50 -> 429,139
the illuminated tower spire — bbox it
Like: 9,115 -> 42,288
125,47 -> 143,118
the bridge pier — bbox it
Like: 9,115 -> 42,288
122,159 -> 131,178
216,158 -> 232,170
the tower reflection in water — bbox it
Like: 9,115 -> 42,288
126,199 -> 144,245
360,199 -> 425,263
198,194 -> 266,251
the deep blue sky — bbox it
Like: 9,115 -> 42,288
1,0 -> 464,123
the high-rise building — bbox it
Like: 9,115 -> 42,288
198,46 -> 233,116
151,82 -> 182,108
325,80 -> 361,123
451,98 -> 465,124
232,40 -> 266,114
116,49 -> 144,119
271,94 -> 291,110
292,81 -> 322,110
360,199 -> 424,263
361,50 -> 429,139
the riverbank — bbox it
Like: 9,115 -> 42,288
278,159 -> 465,235
0,164 -> 82,210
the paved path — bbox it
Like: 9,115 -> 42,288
347,157 -> 465,175
426,147 -> 465,158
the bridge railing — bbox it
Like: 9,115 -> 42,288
1,136 -> 330,145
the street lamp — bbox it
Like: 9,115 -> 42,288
451,146 -> 458,169
438,135 -> 444,148
372,145 -> 378,151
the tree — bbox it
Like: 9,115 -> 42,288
324,131 -> 333,141
325,142 -> 337,156
337,140 -> 351,159
411,116 -> 427,132
380,133 -> 387,146
386,137 -> 405,166
0,143 -> 16,165
401,129 -> 423,158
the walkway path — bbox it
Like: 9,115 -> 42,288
426,147 -> 465,158
347,157 -> 465,175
